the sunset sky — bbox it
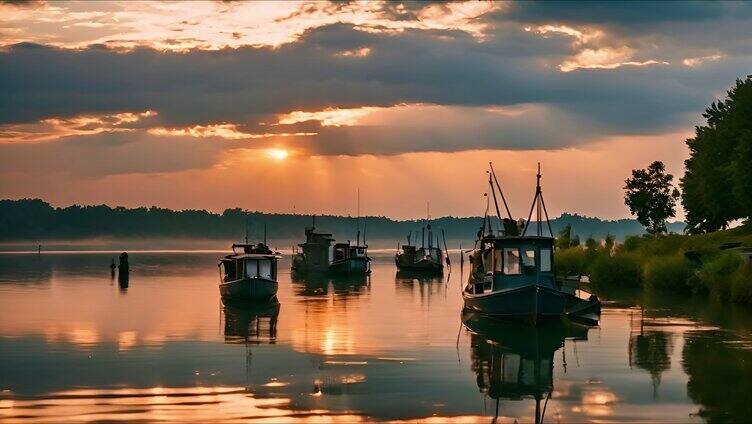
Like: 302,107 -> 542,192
2,1 -> 751,220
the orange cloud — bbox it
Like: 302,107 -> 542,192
0,1 -> 500,52
148,124 -> 317,140
559,47 -> 669,72
0,110 -> 157,143
277,106 -> 386,127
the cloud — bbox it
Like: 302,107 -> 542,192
682,54 -> 724,68
0,110 -> 157,143
148,124 -> 316,140
276,106 -> 385,127
559,46 -> 669,72
0,130 -> 222,177
0,0 -> 499,51
1,3 -> 752,162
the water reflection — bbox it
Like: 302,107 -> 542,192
223,299 -> 280,344
1,251 -> 752,422
394,273 -> 448,306
463,311 -> 591,423
291,273 -> 369,297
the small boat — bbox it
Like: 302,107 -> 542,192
330,241 -> 370,275
219,242 -> 281,301
557,275 -> 601,324
463,163 -> 564,325
395,223 -> 448,275
292,218 -> 370,276
562,286 -> 601,324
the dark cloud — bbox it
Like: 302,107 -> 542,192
504,1 -> 745,27
2,6 -> 752,158
0,131 -> 222,177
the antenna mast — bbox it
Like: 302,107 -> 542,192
522,163 -> 554,237
356,188 -> 361,245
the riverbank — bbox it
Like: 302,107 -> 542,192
557,223 -> 752,305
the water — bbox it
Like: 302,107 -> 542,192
1,251 -> 752,422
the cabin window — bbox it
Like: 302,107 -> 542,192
482,249 -> 493,274
540,248 -> 552,272
258,260 -> 272,279
523,249 -> 536,267
335,248 -> 345,261
494,249 -> 503,273
503,248 -> 521,275
245,260 -> 258,278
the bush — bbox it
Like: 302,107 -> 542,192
695,253 -> 743,300
556,247 -> 587,277
590,253 -> 643,289
730,263 -> 752,304
643,253 -> 692,292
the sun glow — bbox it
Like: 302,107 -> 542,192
267,148 -> 289,160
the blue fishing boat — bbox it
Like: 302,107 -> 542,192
219,237 -> 281,301
463,163 -> 564,325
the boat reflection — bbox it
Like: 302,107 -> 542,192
291,272 -> 369,297
394,272 -> 447,304
462,311 -> 590,423
222,298 -> 280,344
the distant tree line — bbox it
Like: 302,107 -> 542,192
0,199 -> 683,243
681,76 -> 752,233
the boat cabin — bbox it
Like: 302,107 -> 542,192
333,241 -> 368,262
297,227 -> 335,268
467,236 -> 555,295
221,243 -> 280,283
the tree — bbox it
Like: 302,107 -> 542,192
556,223 -> 580,248
624,161 -> 680,235
681,76 -> 752,233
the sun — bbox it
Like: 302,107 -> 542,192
266,148 -> 289,160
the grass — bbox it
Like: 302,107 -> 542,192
589,252 -> 642,289
559,222 -> 752,305
643,253 -> 692,293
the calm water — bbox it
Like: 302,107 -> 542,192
1,251 -> 752,423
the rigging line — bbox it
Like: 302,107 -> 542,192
489,162 -> 513,220
541,390 -> 552,424
539,188 -> 554,238
522,190 -> 537,236
487,170 -> 503,234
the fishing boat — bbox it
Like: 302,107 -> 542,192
463,163 -> 565,325
292,222 -> 371,276
395,221 -> 450,275
219,238 -> 281,301
293,192 -> 371,277
559,280 -> 601,324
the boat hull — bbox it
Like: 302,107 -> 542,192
563,292 -> 601,325
395,258 -> 443,275
329,257 -> 370,275
463,284 -> 564,325
219,277 -> 278,301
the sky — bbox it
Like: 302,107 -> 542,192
1,1 -> 751,220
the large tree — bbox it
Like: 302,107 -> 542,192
624,161 -> 680,235
681,76 -> 752,233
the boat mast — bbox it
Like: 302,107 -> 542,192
489,162 -> 513,220
356,188 -> 361,246
487,169 -> 502,235
522,163 -> 554,237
